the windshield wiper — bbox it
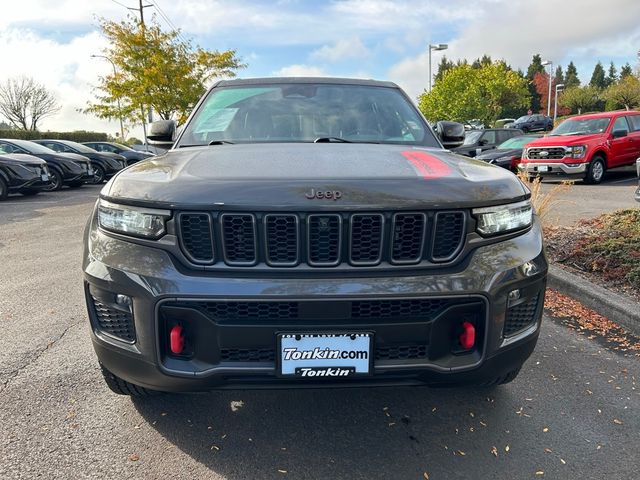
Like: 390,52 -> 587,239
313,137 -> 351,143
208,140 -> 235,145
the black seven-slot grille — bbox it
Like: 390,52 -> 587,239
177,211 -> 466,267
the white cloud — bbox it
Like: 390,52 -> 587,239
310,37 -> 370,62
388,0 -> 640,100
273,64 -> 328,77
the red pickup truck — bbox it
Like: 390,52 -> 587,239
519,111 -> 640,184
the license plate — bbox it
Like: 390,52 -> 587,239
537,165 -> 549,172
278,333 -> 372,378
41,174 -> 49,181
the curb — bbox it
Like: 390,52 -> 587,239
547,264 -> 640,337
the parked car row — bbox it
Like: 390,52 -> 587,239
0,139 -> 156,200
450,110 -> 640,186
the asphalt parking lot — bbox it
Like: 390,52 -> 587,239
1,181 -> 639,479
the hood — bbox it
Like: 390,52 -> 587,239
103,143 -> 529,209
57,152 -> 92,165
0,153 -> 47,166
99,151 -> 127,161
476,148 -> 522,161
526,133 -> 605,147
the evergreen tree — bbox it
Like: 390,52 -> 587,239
620,63 -> 633,79
433,55 -> 455,84
605,62 -> 618,87
565,61 -> 581,88
479,54 -> 492,67
554,65 -> 564,85
589,62 -> 606,89
525,54 -> 545,112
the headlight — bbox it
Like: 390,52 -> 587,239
98,199 -> 170,238
473,200 -> 533,236
567,145 -> 586,159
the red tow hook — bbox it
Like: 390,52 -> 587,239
459,322 -> 476,350
170,325 -> 185,354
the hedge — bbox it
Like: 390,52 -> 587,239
0,130 -> 109,142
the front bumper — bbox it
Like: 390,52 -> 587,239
518,161 -> 587,177
83,215 -> 548,391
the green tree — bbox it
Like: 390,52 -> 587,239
418,61 -> 528,126
604,75 -> 640,110
620,63 -> 633,79
565,61 -> 581,88
433,55 -> 454,84
554,65 -> 564,85
559,85 -> 600,114
526,54 -> 545,112
589,62 -> 606,89
605,62 -> 618,87
85,15 -> 245,126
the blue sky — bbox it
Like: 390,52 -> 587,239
2,0 -> 640,137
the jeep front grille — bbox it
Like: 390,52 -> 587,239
527,147 -> 566,160
177,210 -> 467,269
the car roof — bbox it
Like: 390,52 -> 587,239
214,77 -> 399,89
568,110 -> 640,120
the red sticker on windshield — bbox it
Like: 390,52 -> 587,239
402,151 -> 452,179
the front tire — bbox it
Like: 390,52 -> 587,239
479,367 -> 521,387
91,165 -> 106,184
584,156 -> 606,184
44,168 -> 64,191
0,177 -> 8,200
99,363 -> 159,396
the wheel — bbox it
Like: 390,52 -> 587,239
68,181 -> 84,188
478,367 -> 521,387
91,165 -> 106,184
20,189 -> 40,196
584,155 -> 606,184
0,176 -> 8,200
99,363 -> 159,396
43,167 -> 64,191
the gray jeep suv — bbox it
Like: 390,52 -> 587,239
83,78 -> 547,395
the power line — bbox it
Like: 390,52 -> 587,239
149,0 -> 188,44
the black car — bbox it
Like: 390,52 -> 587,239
83,141 -> 155,165
0,139 -> 93,191
0,153 -> 51,199
476,135 -> 541,171
452,128 -> 524,157
84,77 -> 547,396
33,139 -> 126,184
507,114 -> 553,133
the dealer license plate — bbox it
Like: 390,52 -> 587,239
278,333 -> 372,378
537,165 -> 549,172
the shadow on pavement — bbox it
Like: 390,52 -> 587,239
133,385 -> 518,479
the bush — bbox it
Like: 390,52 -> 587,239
0,129 -> 108,142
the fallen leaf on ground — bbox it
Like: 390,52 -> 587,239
423,473 -> 429,480
129,454 -> 140,462
491,446 -> 498,457
613,419 -> 623,425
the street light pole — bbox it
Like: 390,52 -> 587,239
542,60 -> 553,117
428,43 -> 448,92
553,83 -> 564,124
91,55 -> 125,141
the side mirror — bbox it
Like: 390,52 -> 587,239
612,129 -> 628,138
147,120 -> 176,147
478,138 -> 488,146
436,121 -> 465,149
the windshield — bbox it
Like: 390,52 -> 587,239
497,136 -> 537,149
462,131 -> 483,145
515,115 -> 532,123
10,139 -> 56,154
59,140 -> 97,153
551,117 -> 611,135
178,83 -> 438,147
